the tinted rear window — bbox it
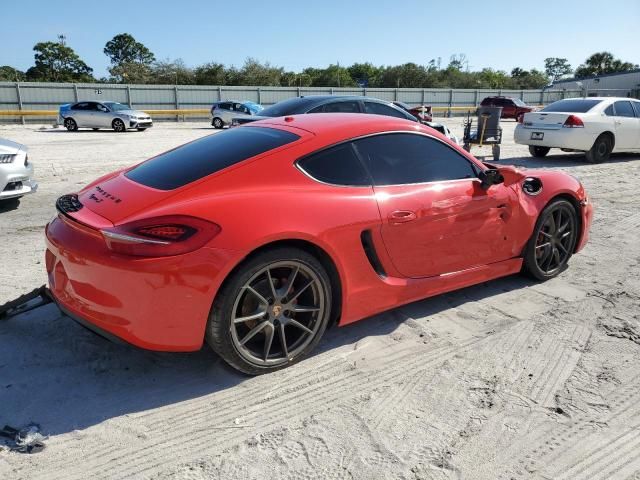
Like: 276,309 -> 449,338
126,127 -> 300,190
542,99 -> 602,113
259,97 -> 325,117
298,143 -> 370,186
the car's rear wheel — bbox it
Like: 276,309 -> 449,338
112,119 -> 126,132
529,146 -> 550,158
522,199 -> 578,281
137,128 -> 147,131
585,134 -> 612,163
64,118 -> 78,131
212,117 -> 224,129
207,247 -> 332,375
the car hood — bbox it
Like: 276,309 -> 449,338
115,109 -> 150,117
0,138 -> 26,155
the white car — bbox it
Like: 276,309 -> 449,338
0,138 -> 37,202
515,97 -> 640,162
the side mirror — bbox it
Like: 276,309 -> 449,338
478,168 -> 504,189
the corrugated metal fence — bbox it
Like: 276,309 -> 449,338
0,82 -> 587,123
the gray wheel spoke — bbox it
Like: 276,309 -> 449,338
540,231 -> 552,239
240,321 -> 268,345
279,323 -> 289,358
245,286 -> 268,305
558,221 -> 570,233
263,324 -> 274,361
557,242 -> 569,255
547,214 -> 557,234
266,268 -> 278,300
291,305 -> 320,313
279,266 -> 299,298
289,280 -> 314,302
536,242 -> 551,250
552,248 -> 561,267
233,309 -> 267,324
561,230 -> 571,239
288,318 -> 313,335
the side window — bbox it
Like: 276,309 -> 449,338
613,101 -> 636,118
632,102 -> 640,117
297,143 -> 370,186
353,133 -> 477,186
87,102 -> 101,111
219,102 -> 231,111
604,104 -> 615,116
71,102 -> 89,110
307,105 -> 325,114
322,101 -> 360,113
364,102 -> 410,119
96,103 -> 109,113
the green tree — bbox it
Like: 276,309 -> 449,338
511,68 -> 549,89
25,41 -> 93,82
306,64 -> 355,87
150,58 -> 195,84
574,51 -> 638,78
0,66 -> 26,81
235,58 -> 284,86
194,62 -> 227,85
104,33 -> 155,83
378,63 -> 428,88
347,62 -> 382,87
544,57 -> 572,81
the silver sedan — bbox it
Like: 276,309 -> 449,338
59,101 -> 153,132
0,138 -> 37,203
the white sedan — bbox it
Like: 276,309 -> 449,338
0,138 -> 37,203
515,97 -> 640,162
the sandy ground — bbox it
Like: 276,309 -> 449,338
0,119 -> 639,480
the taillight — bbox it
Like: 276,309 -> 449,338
517,114 -> 524,124
563,115 -> 584,128
101,215 -> 220,257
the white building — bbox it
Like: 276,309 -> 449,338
551,69 -> 640,97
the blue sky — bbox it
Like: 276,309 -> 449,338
2,0 -> 639,78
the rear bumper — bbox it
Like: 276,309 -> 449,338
514,125 -> 595,151
45,215 -> 239,351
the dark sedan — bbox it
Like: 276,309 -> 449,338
230,96 -> 417,126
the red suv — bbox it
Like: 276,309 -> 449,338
480,96 -> 535,121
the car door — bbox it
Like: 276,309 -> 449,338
611,101 -> 639,150
353,132 -> 518,278
70,102 -> 91,126
218,102 -> 233,123
95,102 -> 112,128
82,102 -> 102,128
501,99 -> 517,118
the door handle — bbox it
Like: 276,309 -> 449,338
389,210 -> 417,224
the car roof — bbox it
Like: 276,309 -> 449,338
247,112 -> 432,142
553,96 -> 637,101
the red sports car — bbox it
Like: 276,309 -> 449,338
45,114 -> 593,374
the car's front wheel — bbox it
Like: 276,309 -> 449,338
207,247 -> 332,375
212,117 -> 224,129
585,134 -> 612,163
112,119 -> 126,132
529,146 -> 550,158
64,118 -> 78,131
522,199 -> 578,281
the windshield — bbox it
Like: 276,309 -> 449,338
542,99 -> 602,113
243,102 -> 264,114
513,98 -> 527,106
104,102 -> 131,112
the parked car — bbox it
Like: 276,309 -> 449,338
393,101 -> 433,122
230,95 -> 417,126
46,113 -> 592,375
58,101 -> 153,132
0,138 -> 37,203
211,101 -> 263,129
515,97 -> 640,162
480,96 -> 535,120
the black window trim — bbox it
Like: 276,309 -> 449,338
612,100 -> 637,118
295,131 -> 483,188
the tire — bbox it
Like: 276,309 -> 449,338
64,118 -> 78,132
585,134 -> 612,163
112,118 -> 126,132
522,199 -> 578,281
212,117 -> 224,129
137,128 -> 147,131
492,144 -> 501,161
207,247 -> 332,375
92,128 -> 99,131
529,146 -> 550,158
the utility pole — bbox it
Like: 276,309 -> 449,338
337,61 -> 340,88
